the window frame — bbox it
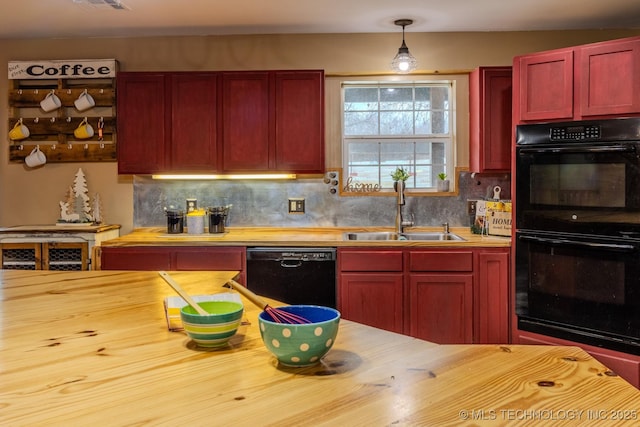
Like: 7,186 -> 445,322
340,79 -> 458,195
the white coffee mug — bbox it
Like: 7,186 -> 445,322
8,118 -> 30,141
25,146 -> 46,168
74,89 -> 95,112
40,90 -> 62,112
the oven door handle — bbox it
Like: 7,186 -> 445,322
518,235 -> 637,253
518,145 -> 636,154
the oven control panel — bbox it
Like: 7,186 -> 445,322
550,124 -> 601,141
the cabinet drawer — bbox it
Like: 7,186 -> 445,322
339,250 -> 403,272
408,251 -> 473,272
174,247 -> 245,271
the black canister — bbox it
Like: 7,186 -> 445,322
207,206 -> 228,233
165,209 -> 185,234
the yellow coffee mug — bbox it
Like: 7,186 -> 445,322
9,118 -> 30,141
74,118 -> 94,139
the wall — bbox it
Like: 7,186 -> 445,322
1,30 -> 638,233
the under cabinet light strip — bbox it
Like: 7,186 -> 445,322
151,174 -> 297,180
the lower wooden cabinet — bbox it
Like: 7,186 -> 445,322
1,242 -> 89,270
475,249 -> 510,344
409,274 -> 473,344
338,249 -> 404,333
340,273 -> 404,334
408,250 -> 474,344
338,247 -> 510,344
99,246 -> 246,282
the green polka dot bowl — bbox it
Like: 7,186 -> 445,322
258,305 -> 341,367
180,301 -> 244,347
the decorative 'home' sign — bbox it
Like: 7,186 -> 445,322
8,59 -> 117,80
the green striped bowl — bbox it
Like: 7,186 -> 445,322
180,301 -> 244,347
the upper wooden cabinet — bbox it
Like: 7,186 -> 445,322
514,36 -> 640,123
577,38 -> 640,117
221,70 -> 325,174
116,72 -> 168,174
469,66 -> 513,173
170,73 -> 219,172
117,72 -> 218,174
117,70 -> 324,175
515,49 -> 574,122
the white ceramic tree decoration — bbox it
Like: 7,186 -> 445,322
73,168 -> 92,222
92,193 -> 103,224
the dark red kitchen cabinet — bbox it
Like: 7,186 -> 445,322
469,67 -> 513,173
170,73 -> 218,171
117,72 -> 218,174
474,248 -> 510,344
515,49 -> 574,123
100,246 -> 172,270
338,249 -> 404,334
514,36 -> 640,123
274,71 -> 325,173
578,37 -> 640,117
220,70 -> 324,174
339,273 -> 404,334
408,274 -> 473,344
220,72 -> 271,171
407,250 -> 474,344
117,72 -> 168,174
99,246 -> 246,282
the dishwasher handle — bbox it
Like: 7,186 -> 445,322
280,259 -> 303,268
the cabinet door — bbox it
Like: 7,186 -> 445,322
516,49 -> 574,122
475,249 -> 510,344
100,247 -> 173,270
409,274 -> 473,344
578,38 -> 640,117
274,71 -> 325,173
469,67 -> 512,173
170,73 -> 218,171
220,72 -> 270,172
339,273 -> 404,334
44,242 -> 89,271
0,242 -> 42,270
117,72 -> 168,174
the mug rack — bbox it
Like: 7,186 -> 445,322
7,77 -> 116,163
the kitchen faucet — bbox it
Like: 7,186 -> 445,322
395,181 -> 414,234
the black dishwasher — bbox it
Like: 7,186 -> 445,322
246,247 -> 336,308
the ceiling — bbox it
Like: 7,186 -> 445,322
2,0 -> 640,40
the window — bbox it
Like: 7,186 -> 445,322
342,82 -> 454,191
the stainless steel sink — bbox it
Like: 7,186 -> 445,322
401,232 -> 465,241
342,231 -> 465,241
343,232 -> 399,241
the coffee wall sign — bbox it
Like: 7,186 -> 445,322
8,59 -> 117,80
7,58 -> 117,165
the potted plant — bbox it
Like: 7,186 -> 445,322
391,167 -> 410,192
437,173 -> 450,192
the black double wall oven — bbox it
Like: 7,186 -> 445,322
515,118 -> 640,355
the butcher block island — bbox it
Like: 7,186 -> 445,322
1,270 -> 638,426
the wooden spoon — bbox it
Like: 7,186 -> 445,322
158,271 -> 209,316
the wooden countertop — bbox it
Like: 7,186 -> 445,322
0,224 -> 121,233
101,226 -> 511,248
2,270 -> 637,425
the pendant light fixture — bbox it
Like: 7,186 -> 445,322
391,19 -> 417,74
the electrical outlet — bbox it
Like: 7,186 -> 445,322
467,200 -> 477,216
288,198 -> 305,214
